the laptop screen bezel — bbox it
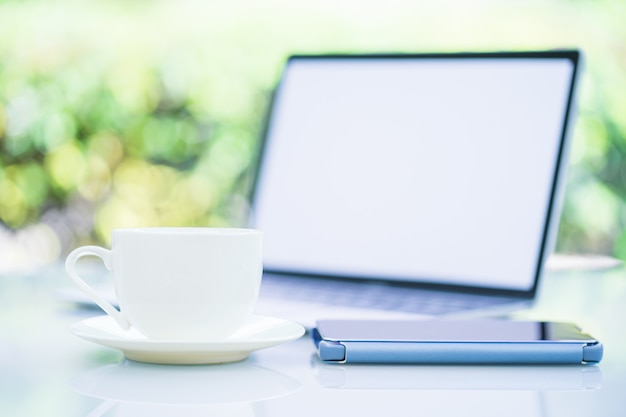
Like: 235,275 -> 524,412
248,50 -> 581,300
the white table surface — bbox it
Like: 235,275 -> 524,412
1,261 -> 625,416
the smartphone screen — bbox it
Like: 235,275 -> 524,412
315,320 -> 597,343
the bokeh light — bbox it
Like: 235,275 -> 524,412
1,0 -> 626,272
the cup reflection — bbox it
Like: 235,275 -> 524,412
72,359 -> 301,416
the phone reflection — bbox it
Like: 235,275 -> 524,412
313,358 -> 602,391
72,359 -> 301,417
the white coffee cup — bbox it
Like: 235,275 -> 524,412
65,227 -> 263,341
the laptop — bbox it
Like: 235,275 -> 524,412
250,50 -> 581,327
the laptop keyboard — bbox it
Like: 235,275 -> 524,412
259,273 -> 515,317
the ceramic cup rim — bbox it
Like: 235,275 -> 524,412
111,227 -> 261,236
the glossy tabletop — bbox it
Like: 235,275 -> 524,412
1,261 -> 625,416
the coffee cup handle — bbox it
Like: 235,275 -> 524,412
65,246 -> 131,330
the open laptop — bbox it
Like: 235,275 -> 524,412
250,50 -> 581,327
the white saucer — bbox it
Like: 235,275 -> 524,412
71,315 -> 305,365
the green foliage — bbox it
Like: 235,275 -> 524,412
1,0 -> 625,260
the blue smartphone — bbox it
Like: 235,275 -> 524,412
312,319 -> 603,364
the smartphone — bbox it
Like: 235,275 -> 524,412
312,319 -> 603,364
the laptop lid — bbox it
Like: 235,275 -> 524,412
249,50 -> 580,298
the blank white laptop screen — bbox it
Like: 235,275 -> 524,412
251,53 -> 577,292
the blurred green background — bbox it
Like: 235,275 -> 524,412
1,0 -> 625,272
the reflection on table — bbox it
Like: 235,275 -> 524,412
73,360 -> 300,417
0,262 -> 625,417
